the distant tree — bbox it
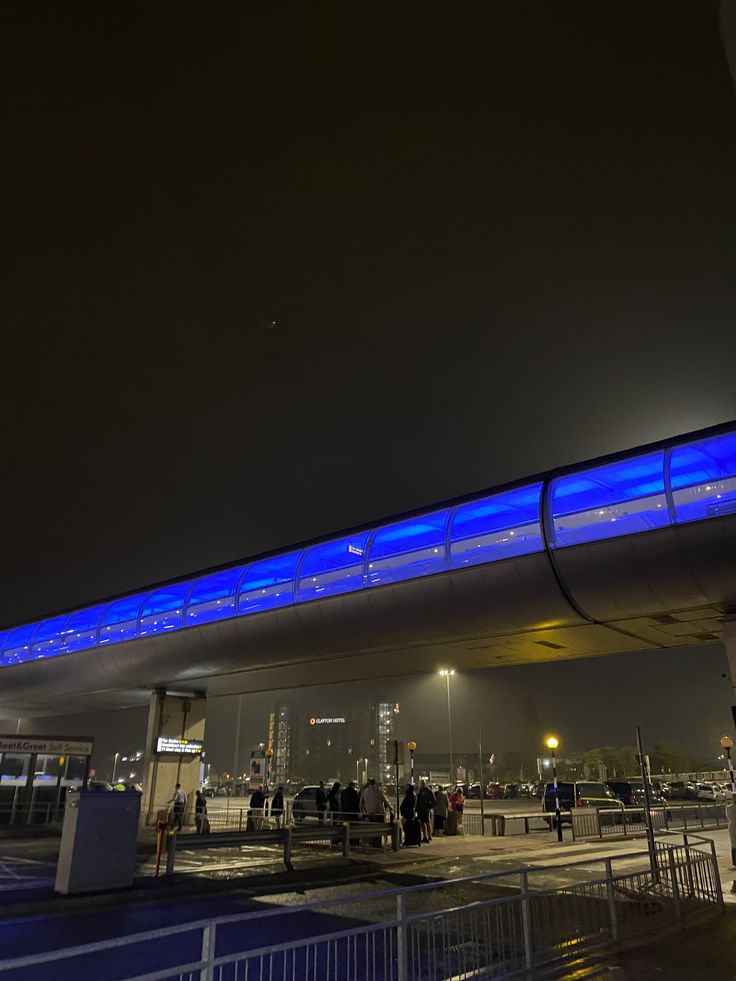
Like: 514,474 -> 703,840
651,743 -> 705,775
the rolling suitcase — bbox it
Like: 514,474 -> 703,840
403,818 -> 421,847
445,810 -> 458,836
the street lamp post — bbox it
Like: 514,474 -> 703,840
408,742 -> 417,786
439,669 -> 455,784
721,735 -> 735,793
545,736 -> 563,842
265,747 -> 273,792
111,752 -> 120,784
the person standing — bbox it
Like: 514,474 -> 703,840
449,785 -> 465,831
341,781 -> 361,822
400,784 -> 416,823
316,781 -> 328,824
433,785 -> 449,834
360,778 -> 391,847
194,790 -> 208,834
400,784 -> 421,846
270,785 -> 285,828
250,785 -> 266,830
169,783 -> 187,832
327,781 -> 341,823
416,779 -> 436,843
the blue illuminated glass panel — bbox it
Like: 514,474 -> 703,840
367,510 -> 450,586
30,615 -> 69,658
297,533 -> 370,602
60,606 -> 105,653
139,584 -> 190,636
550,452 -> 668,547
239,552 -> 300,615
670,433 -> 736,524
2,623 -> 37,664
450,483 -> 543,567
186,568 -> 243,626
99,594 -> 146,646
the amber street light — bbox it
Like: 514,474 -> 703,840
545,736 -> 562,842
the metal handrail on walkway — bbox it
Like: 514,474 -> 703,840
0,833 -> 722,980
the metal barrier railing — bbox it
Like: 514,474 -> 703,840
0,833 -> 721,980
0,801 -> 66,831
582,803 -> 726,840
164,820 -> 401,874
476,801 -> 727,838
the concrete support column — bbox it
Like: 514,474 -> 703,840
141,691 -> 206,827
723,617 -> 736,732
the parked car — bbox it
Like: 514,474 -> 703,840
465,783 -> 483,799
503,783 -> 520,799
695,782 -> 718,801
606,780 -> 666,807
542,781 -> 621,821
292,785 -> 322,823
663,781 -> 698,800
485,783 -> 504,799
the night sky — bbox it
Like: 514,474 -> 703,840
2,5 -> 736,767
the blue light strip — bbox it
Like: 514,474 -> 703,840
2,427 -> 735,667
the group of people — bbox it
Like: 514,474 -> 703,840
314,778 -> 393,824
170,779 -> 466,841
248,784 -> 285,829
399,781 -> 465,841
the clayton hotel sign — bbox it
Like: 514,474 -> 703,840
309,717 -> 347,725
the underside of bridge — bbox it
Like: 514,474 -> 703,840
1,515 -> 733,718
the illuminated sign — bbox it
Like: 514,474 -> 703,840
0,736 -> 93,756
347,544 -> 364,557
156,737 -> 203,755
250,753 -> 265,781
308,717 -> 347,725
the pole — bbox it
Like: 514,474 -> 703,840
395,752 -> 400,821
552,752 -> 562,842
727,747 -> 735,793
232,694 -> 243,796
446,673 -> 454,785
111,752 -> 120,784
636,725 -> 658,882
477,727 -> 486,836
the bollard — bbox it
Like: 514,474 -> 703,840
165,832 -> 177,877
283,826 -> 294,871
343,822 -> 351,857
